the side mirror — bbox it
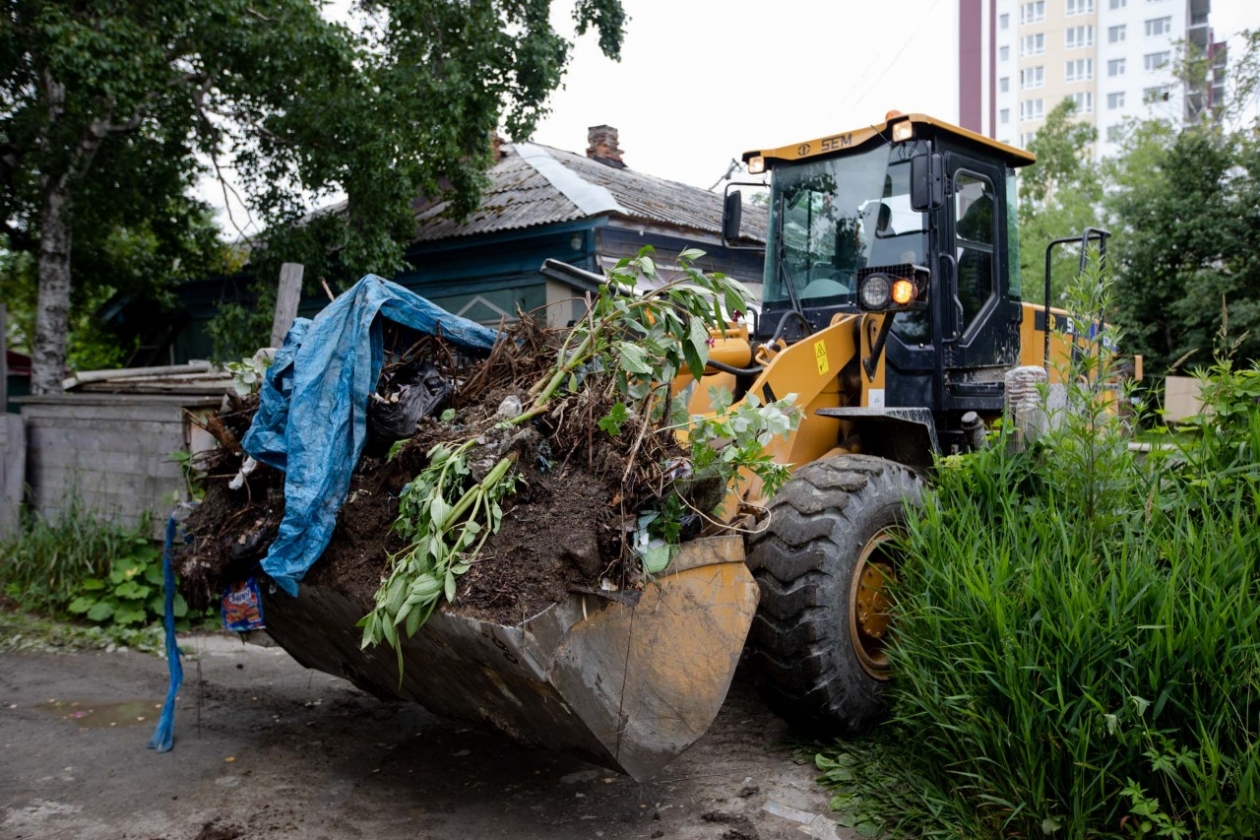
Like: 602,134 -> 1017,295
910,153 -> 944,212
722,190 -> 743,244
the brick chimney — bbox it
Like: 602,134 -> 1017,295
586,125 -> 626,169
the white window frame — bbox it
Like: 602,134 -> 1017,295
1070,92 -> 1094,114
1107,91 -> 1125,109
1021,33 -> 1046,56
1144,51 -> 1170,71
1067,0 -> 1095,15
1108,57 -> 1126,76
1066,59 -> 1093,82
1021,66 -> 1046,89
1109,24 -> 1126,43
1020,1 -> 1046,24
1145,16 -> 1172,36
1020,99 -> 1045,122
1066,26 -> 1095,50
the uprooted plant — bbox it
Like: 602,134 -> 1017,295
360,247 -> 799,655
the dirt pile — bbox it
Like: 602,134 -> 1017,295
176,317 -> 686,625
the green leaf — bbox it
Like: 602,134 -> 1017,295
172,593 -> 188,619
67,596 -> 94,614
598,402 -> 631,437
678,247 -> 705,262
113,604 -> 148,626
86,601 -> 116,622
82,577 -> 106,591
444,570 -> 456,603
618,343 -> 652,375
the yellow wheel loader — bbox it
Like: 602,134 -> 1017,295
256,111 -> 1094,780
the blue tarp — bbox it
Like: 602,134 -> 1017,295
241,274 -> 500,595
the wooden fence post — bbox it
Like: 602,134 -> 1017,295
270,263 -> 304,349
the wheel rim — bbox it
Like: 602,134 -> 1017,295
848,529 -> 898,681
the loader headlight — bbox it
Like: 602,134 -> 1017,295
859,273 -> 892,309
747,155 -> 766,175
857,265 -> 930,312
891,121 -> 915,142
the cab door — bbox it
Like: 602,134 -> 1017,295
942,152 -> 1018,375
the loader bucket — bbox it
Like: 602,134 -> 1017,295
259,535 -> 757,780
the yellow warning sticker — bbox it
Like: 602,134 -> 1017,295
814,340 -> 829,375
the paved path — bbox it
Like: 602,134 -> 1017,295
0,635 -> 856,840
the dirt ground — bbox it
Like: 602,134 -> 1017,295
0,635 -> 858,840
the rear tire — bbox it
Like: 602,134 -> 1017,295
746,454 -> 922,735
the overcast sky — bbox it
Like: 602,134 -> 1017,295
199,0 -> 1258,233
529,0 -> 1259,190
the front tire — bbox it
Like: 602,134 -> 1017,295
746,454 -> 922,735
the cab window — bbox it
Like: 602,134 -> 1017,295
953,171 -> 997,336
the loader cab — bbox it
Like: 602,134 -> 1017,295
733,113 -> 1035,425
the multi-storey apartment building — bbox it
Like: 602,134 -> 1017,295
958,0 -> 1224,158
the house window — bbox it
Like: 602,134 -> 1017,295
1143,85 -> 1172,103
1000,108 -> 1011,125
1021,33 -> 1046,56
1109,24 -> 1126,43
1020,131 -> 1038,147
1000,45 -> 1011,61
1106,125 -> 1124,142
1067,0 -> 1095,15
1021,66 -> 1045,89
1066,59 -> 1094,82
1108,58 -> 1126,76
1000,12 -> 1010,29
999,76 -> 1010,93
1145,51 -> 1171,71
1107,91 -> 1126,109
1110,0 -> 1126,7
1020,99 -> 1045,121
1069,92 -> 1094,113
1145,16 -> 1172,36
1066,26 -> 1094,49
1020,1 -> 1045,24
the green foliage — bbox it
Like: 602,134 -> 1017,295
2,0 -> 626,387
205,284 -> 278,365
1018,99 -> 1104,306
0,605 -> 165,655
65,537 -> 191,630
359,442 -> 515,664
818,261 -> 1260,838
686,387 -> 797,502
223,352 -> 274,397
0,495 -> 142,612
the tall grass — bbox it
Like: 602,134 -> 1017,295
0,493 -> 139,612
820,264 -> 1260,838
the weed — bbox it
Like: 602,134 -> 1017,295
817,255 -> 1260,838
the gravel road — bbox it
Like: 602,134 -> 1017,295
0,634 -> 857,840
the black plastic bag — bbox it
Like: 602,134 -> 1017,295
367,359 -> 452,446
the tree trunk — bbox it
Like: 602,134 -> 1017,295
31,185 -> 73,395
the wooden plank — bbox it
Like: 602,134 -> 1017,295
270,262 -> 304,348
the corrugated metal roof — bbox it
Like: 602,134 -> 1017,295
411,144 -> 767,244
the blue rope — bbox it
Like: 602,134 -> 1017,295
148,514 -> 183,753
